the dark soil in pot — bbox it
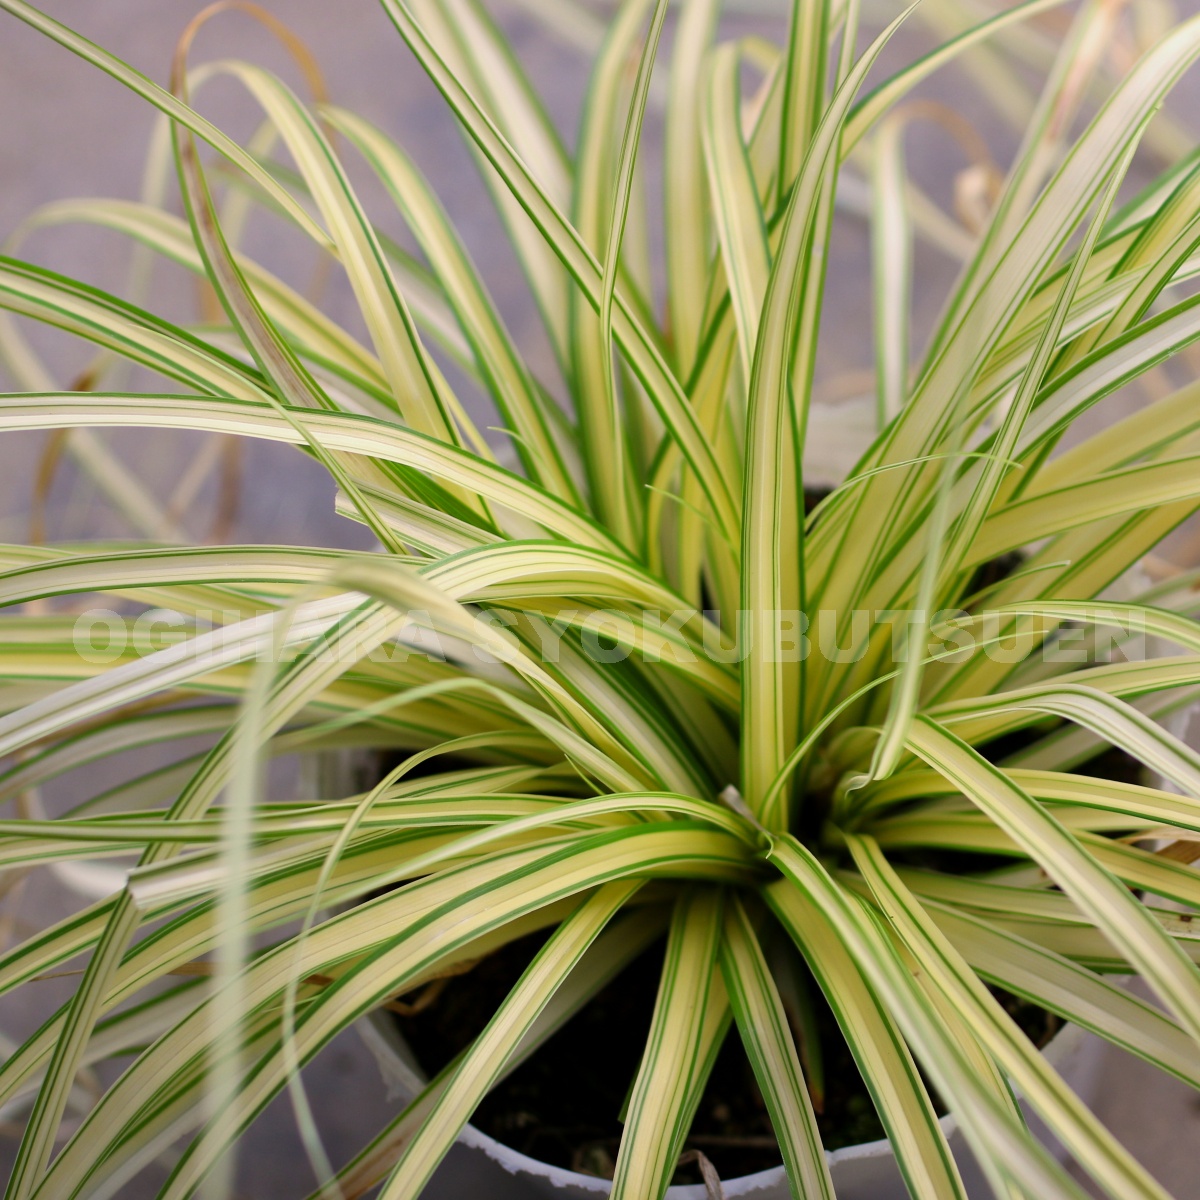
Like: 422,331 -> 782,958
387,927 -> 1061,1186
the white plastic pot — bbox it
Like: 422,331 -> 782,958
360,1011 -> 1107,1200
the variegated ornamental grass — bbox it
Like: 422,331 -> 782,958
2,0 -> 1200,1197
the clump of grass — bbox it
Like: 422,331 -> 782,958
1,2 -> 1200,1199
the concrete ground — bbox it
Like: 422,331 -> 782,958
0,0 -> 1198,1196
